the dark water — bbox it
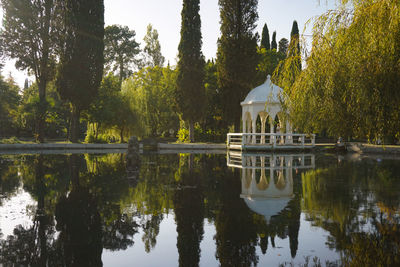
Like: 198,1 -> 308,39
0,152 -> 399,266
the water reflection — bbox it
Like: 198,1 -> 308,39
174,154 -> 204,267
301,157 -> 400,266
0,153 -> 138,266
0,152 -> 399,266
228,152 -> 315,259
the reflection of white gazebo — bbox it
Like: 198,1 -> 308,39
227,75 -> 315,150
227,152 -> 315,223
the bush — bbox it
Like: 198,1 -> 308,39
0,136 -> 21,144
85,132 -> 108,144
177,127 -> 189,143
194,123 -> 227,143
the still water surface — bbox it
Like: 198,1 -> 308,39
0,152 -> 399,266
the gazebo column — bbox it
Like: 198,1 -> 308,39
252,119 -> 257,144
261,117 -> 266,144
286,120 -> 293,144
270,120 -> 275,145
242,115 -> 247,144
247,119 -> 252,144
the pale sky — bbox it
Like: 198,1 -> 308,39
2,0 -> 336,88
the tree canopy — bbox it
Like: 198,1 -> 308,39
143,24 -> 165,68
261,23 -> 270,50
217,0 -> 259,131
281,0 -> 400,142
0,0 -> 60,142
56,0 -> 104,142
271,31 -> 277,50
104,24 -> 140,85
176,0 -> 206,142
278,38 -> 289,55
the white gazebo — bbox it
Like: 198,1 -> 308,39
227,75 -> 315,150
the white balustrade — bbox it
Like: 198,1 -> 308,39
227,133 -> 316,149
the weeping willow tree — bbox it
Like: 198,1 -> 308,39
275,0 -> 400,143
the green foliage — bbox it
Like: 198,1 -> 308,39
0,75 -> 20,137
16,81 -> 70,139
84,131 -> 108,144
57,0 -> 104,111
256,47 -> 286,83
271,31 -> 277,50
56,0 -> 104,142
279,0 -> 400,142
0,0 -> 60,142
143,24 -> 165,68
123,66 -> 179,138
85,74 -> 135,143
199,60 -> 227,142
288,20 -> 301,72
217,0 -> 259,131
261,23 -> 270,50
0,137 -> 21,144
278,38 -> 289,55
177,127 -> 189,143
104,24 -> 140,84
176,0 -> 206,142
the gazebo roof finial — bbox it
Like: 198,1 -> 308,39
241,75 -> 283,105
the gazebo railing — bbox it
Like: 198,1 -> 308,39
227,152 -> 316,169
227,133 -> 315,148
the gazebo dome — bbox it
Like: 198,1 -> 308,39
241,75 -> 283,105
243,197 -> 292,223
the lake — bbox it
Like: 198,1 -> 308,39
0,151 -> 399,266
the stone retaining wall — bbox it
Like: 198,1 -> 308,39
347,142 -> 400,155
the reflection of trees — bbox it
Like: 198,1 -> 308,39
173,154 -> 204,267
55,154 -> 102,266
0,156 -> 21,205
132,154 -> 179,252
215,167 -> 259,267
287,172 -> 301,259
83,154 -> 138,252
341,203 -> 400,266
0,153 -> 140,265
302,158 -> 400,265
142,214 -> 163,253
0,155 -> 61,266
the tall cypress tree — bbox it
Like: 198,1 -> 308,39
176,0 -> 205,142
217,0 -> 259,131
289,20 -> 301,70
271,31 -> 277,50
57,0 -> 104,143
260,23 -> 270,50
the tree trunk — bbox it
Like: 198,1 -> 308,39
69,105 -> 81,143
69,154 -> 80,189
189,120 -> 194,143
120,127 -> 124,143
36,82 -> 46,143
95,123 -> 100,140
66,116 -> 71,141
35,0 -> 52,143
35,155 -> 48,265
119,60 -> 124,88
